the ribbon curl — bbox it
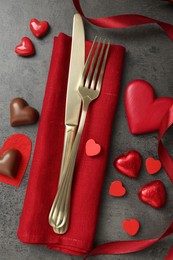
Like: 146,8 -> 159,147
73,0 -> 173,41
158,105 -> 173,182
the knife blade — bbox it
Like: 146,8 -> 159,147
59,13 -> 85,184
49,13 -> 85,229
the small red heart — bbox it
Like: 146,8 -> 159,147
114,150 -> 142,178
85,139 -> 101,156
0,134 -> 32,186
125,80 -> 173,134
122,219 -> 140,236
30,18 -> 49,38
146,157 -> 162,174
138,180 -> 166,208
15,37 -> 35,57
109,180 -> 126,197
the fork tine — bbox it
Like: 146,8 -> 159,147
78,36 -> 97,87
95,41 -> 110,93
85,37 -> 102,88
90,39 -> 106,90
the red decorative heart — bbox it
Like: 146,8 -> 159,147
125,80 -> 173,134
146,157 -> 162,175
0,134 -> 32,186
85,139 -> 101,156
109,180 -> 126,197
138,180 -> 166,208
114,150 -> 142,178
30,18 -> 49,38
15,37 -> 35,57
122,219 -> 140,236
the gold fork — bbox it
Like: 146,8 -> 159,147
49,37 -> 110,234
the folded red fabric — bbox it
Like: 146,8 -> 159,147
17,33 -> 125,255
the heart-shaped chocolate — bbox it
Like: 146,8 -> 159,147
125,80 -> 173,134
138,180 -> 166,208
0,134 -> 32,186
10,98 -> 39,126
15,37 -> 35,57
114,150 -> 142,178
30,18 -> 49,38
0,149 -> 21,178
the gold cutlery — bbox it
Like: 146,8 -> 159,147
49,13 -> 85,233
52,37 -> 110,233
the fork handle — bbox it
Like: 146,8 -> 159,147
51,101 -> 89,231
49,125 -> 76,228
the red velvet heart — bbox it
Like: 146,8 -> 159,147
138,180 -> 166,208
15,37 -> 35,57
0,134 -> 32,186
30,18 -> 49,38
114,150 -> 142,178
122,219 -> 140,236
85,139 -> 101,156
109,180 -> 126,197
146,157 -> 162,175
125,80 -> 173,134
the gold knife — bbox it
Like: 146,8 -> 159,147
49,13 -> 85,232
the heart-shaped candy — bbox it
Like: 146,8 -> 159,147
109,180 -> 126,197
0,134 -> 32,186
0,149 -> 21,178
85,139 -> 101,156
125,80 -> 173,134
146,157 -> 162,174
10,98 -> 39,126
138,180 -> 166,208
15,37 -> 35,57
122,219 -> 140,236
30,18 -> 49,38
114,150 -> 142,178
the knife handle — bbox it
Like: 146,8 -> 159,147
51,106 -> 88,232
59,125 -> 77,185
48,125 -> 77,228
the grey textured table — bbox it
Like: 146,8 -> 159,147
1,0 -> 173,259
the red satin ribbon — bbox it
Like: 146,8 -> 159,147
158,105 -> 173,182
72,0 -> 173,259
73,0 -> 173,41
86,221 -> 173,257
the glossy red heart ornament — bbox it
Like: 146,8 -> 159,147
109,180 -> 126,197
30,18 -> 49,38
138,180 -> 166,208
114,150 -> 142,178
85,139 -> 101,156
125,80 -> 173,134
0,134 -> 32,186
122,219 -> 140,236
15,37 -> 35,57
146,157 -> 162,174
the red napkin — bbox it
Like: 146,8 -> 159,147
17,33 -> 125,256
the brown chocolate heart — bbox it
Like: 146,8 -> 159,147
10,98 -> 39,126
0,149 -> 21,178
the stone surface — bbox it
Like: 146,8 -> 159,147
0,0 -> 173,259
